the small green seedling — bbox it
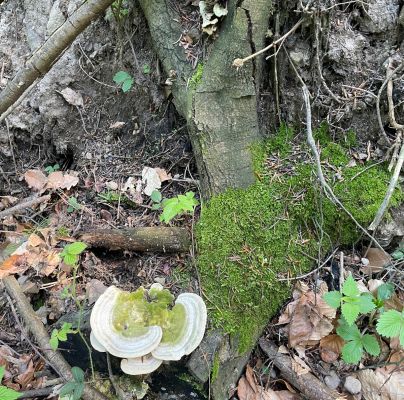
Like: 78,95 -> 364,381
45,163 -> 60,174
376,308 -> 404,347
0,366 -> 20,400
160,191 -> 199,223
113,71 -> 134,93
323,274 -> 375,325
373,283 -> 394,309
143,64 -> 151,74
67,197 -> 81,213
60,242 -> 87,266
50,322 -> 76,351
150,190 -> 162,210
59,367 -> 85,400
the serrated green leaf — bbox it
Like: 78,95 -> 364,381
57,330 -> 68,341
361,334 -> 380,356
377,283 -> 394,301
358,293 -> 376,314
336,321 -> 361,341
376,309 -> 404,339
150,190 -> 162,203
71,367 -> 85,383
342,274 -> 359,297
341,341 -> 363,364
323,291 -> 341,309
113,71 -> 131,84
59,382 -> 77,396
121,78 -> 133,93
0,386 -> 21,400
341,302 -> 360,325
65,242 -> 87,255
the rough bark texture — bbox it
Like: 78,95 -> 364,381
78,227 -> 191,253
138,0 -> 273,197
0,0 -> 115,116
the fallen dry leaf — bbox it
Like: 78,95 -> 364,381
60,87 -> 84,107
109,121 -> 126,129
46,171 -> 79,190
24,169 -> 47,191
0,196 -> 18,210
0,254 -> 28,278
320,334 -> 344,363
360,248 -> 391,275
27,233 -> 45,248
155,167 -> 172,182
142,167 -> 162,196
86,279 -> 107,304
291,354 -> 311,376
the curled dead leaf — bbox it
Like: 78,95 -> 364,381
320,334 -> 344,363
24,170 -> 47,191
59,87 -> 84,107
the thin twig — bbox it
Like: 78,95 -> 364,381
302,85 -> 386,252
0,195 -> 51,219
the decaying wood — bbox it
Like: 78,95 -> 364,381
0,0 -> 115,116
0,195 -> 50,219
2,276 -> 108,400
259,339 -> 338,400
78,227 -> 191,253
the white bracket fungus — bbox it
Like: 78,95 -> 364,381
90,284 -> 207,375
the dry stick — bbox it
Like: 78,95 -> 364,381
0,0 -> 115,115
376,62 -> 404,146
0,195 -> 51,219
302,85 -> 386,252
232,19 -> 303,67
2,276 -> 108,400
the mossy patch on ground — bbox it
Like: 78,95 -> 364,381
197,124 -> 402,352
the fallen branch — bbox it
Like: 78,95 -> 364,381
78,227 -> 191,253
0,0 -> 115,116
2,276 -> 108,400
302,85 -> 386,253
0,195 -> 51,219
259,339 -> 338,400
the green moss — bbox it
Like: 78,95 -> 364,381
190,63 -> 204,87
197,126 -> 402,353
344,129 -> 358,148
211,353 -> 220,382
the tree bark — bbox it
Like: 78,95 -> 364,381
0,0 -> 115,116
138,0 -> 273,197
78,227 -> 191,253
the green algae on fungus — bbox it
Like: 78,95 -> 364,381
197,126 -> 402,352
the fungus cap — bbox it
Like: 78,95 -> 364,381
90,286 -> 162,358
152,293 -> 207,361
120,354 -> 163,375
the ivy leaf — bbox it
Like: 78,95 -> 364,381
377,283 -> 394,301
323,291 -> 341,309
377,309 -> 404,346
73,382 -> 84,400
341,302 -> 360,325
0,386 -> 21,400
361,334 -> 380,356
358,293 -> 376,314
65,242 -> 87,255
121,78 -> 133,93
341,340 -> 363,364
71,367 -> 85,383
342,274 -> 359,297
113,71 -> 131,84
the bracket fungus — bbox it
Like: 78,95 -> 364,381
90,284 -> 207,375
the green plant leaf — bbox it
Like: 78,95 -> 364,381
73,382 -> 84,400
336,321 -> 361,341
391,250 -> 404,260
342,274 -> 359,297
121,78 -> 133,93
0,365 -> 4,382
150,190 -> 162,203
113,71 -> 131,84
63,253 -> 78,266
341,302 -> 360,325
143,64 -> 151,74
71,367 -> 85,383
50,330 -> 59,351
361,334 -> 380,356
65,242 -> 87,255
377,283 -> 394,301
358,293 -> 376,314
59,381 -> 77,396
323,291 -> 341,309
151,203 -> 161,210
376,309 -> 404,345
341,340 -> 363,364
0,386 -> 21,400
